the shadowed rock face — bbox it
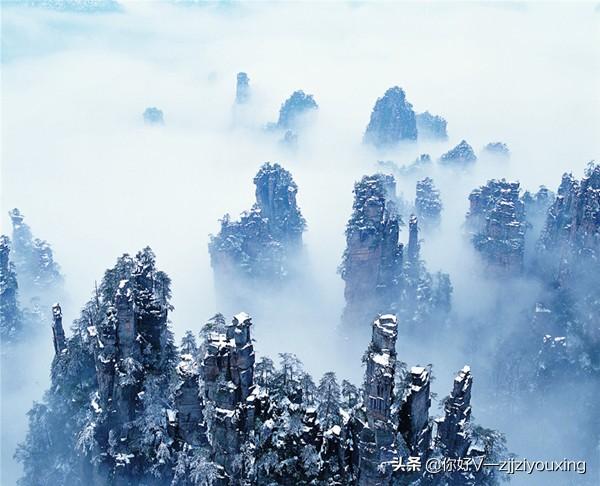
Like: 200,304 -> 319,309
466,179 -> 526,275
357,317 -> 483,486
436,366 -> 473,458
339,174 -> 403,327
439,140 -> 477,166
535,163 -> 600,358
398,366 -> 432,457
202,313 -> 256,478
253,163 -> 305,249
364,86 -> 417,147
416,111 -> 448,140
539,163 -> 600,269
209,162 -> 306,296
51,303 -> 66,354
359,315 -> 398,486
340,175 -> 452,329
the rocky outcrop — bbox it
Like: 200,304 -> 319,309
340,175 -> 452,328
339,174 -> 403,327
523,186 -> 555,259
416,111 -> 447,140
209,163 -> 306,296
436,366 -> 473,458
539,163 -> 600,270
142,107 -> 164,124
202,312 -> 256,479
19,277 -> 507,486
364,87 -> 417,147
398,366 -> 432,457
174,353 -> 207,447
235,72 -> 250,104
358,315 -> 398,486
356,317 -> 486,484
415,177 -> 442,229
83,248 -> 174,480
407,215 -> 419,264
466,179 -> 526,275
253,163 -> 305,250
439,140 -> 477,166
400,215 -> 453,326
534,163 -> 600,369
51,303 -> 66,354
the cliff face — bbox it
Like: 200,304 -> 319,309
436,366 -> 473,458
523,186 -> 555,260
364,87 -> 417,147
90,248 -> 175,481
355,316 -> 500,486
400,215 -> 452,326
539,163 -> 600,269
466,179 -> 526,275
339,174 -> 403,327
201,312 -> 256,479
358,315 -> 398,485
534,163 -> 600,367
209,163 -> 306,300
490,164 -> 599,467
340,175 -> 451,328
253,163 -> 305,249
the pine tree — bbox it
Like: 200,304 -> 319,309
300,372 -> 317,406
255,356 -> 276,390
180,330 -> 198,356
272,352 -> 304,400
317,372 -> 341,430
341,379 -> 359,409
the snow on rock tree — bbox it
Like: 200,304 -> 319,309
364,86 -> 417,148
8,208 -> 63,305
16,249 -> 510,486
340,174 -> 452,329
209,162 -> 306,307
466,179 -> 526,276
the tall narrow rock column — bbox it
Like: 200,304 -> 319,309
359,314 -> 398,486
51,303 -> 66,354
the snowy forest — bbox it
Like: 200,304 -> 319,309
1,2 -> 599,486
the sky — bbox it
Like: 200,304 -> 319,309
1,1 -> 599,484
